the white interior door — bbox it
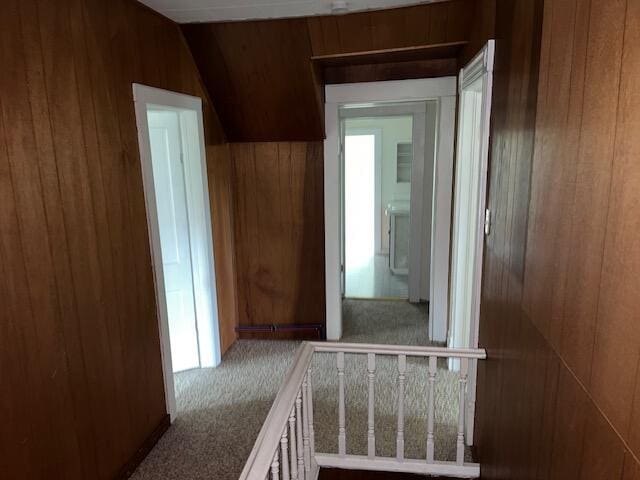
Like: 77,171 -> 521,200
449,87 -> 484,351
447,41 -> 494,445
148,110 -> 200,373
339,118 -> 346,297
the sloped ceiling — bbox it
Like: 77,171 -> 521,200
138,0 -> 442,23
182,0 -> 477,141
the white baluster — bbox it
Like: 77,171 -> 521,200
271,448 -> 280,480
302,373 -> 311,475
396,354 -> 406,461
426,355 -> 437,463
337,352 -> 346,456
306,367 -> 315,456
288,407 -> 298,480
280,425 -> 290,480
456,357 -> 469,466
295,391 -> 305,479
367,353 -> 376,459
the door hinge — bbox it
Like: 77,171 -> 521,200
484,208 -> 491,236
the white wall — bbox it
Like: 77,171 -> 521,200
345,116 -> 413,254
420,101 -> 438,301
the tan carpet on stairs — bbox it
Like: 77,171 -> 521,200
131,299 -> 471,480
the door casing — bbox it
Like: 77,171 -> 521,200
133,83 -> 221,421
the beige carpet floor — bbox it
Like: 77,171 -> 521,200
131,300 -> 468,480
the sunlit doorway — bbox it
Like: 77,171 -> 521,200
343,115 -> 413,300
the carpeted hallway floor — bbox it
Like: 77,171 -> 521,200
131,300 -> 467,480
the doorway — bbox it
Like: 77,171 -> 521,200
341,111 -> 422,301
133,84 -> 221,421
324,78 -> 457,341
447,41 -> 494,442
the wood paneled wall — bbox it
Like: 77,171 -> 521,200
182,18 -> 325,142
182,0 -> 478,142
306,0 -> 473,56
0,0 -> 235,478
475,0 -> 640,478
230,142 -> 325,336
207,144 -> 239,353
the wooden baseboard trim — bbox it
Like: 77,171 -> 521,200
117,414 -> 170,479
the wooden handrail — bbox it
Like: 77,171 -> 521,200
238,343 -> 314,480
309,341 -> 487,359
239,341 -> 487,479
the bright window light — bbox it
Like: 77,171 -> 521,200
345,134 -> 375,271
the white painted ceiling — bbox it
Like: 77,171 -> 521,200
139,0 -> 437,24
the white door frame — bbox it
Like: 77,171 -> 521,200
341,103 -> 427,299
448,41 -> 495,444
324,78 -> 456,340
133,83 -> 222,421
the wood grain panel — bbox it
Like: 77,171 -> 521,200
524,0 -> 590,352
624,454 -> 640,480
590,0 -> 640,442
0,0 -> 229,477
460,0 -> 495,64
207,144 -> 239,353
548,367 -> 590,479
182,18 -> 324,142
322,58 -> 458,84
0,1 -> 86,475
230,142 -> 325,337
306,1 -> 474,56
182,1 -> 482,142
559,0 -> 626,387
633,367 -> 640,459
477,0 -> 640,477
471,2 -> 545,477
578,403 -> 626,480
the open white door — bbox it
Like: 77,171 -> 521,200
448,41 -> 494,443
148,110 -> 200,373
133,84 -> 222,421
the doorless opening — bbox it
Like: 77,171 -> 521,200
133,84 -> 221,421
324,78 -> 457,341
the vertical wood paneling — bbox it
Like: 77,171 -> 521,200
1,0 -> 229,477
230,142 -> 325,336
182,18 -> 324,142
207,144 -> 239,353
182,1 -> 478,141
1,1 -> 86,476
590,0 -> 640,443
624,454 -> 640,480
578,403 -> 626,480
0,49 -> 41,480
478,0 -> 640,477
306,0 -> 474,56
560,0 -> 626,387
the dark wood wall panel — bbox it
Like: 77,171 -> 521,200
306,0 -> 474,56
230,142 -> 325,335
182,18 -> 325,142
459,0 -> 496,64
207,144 -> 240,352
182,1 -> 480,142
476,0 -> 640,477
322,58 -> 459,84
0,0 -> 230,477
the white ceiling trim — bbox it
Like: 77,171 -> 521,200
138,0 -> 439,24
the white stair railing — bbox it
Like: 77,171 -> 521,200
239,342 -> 486,480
